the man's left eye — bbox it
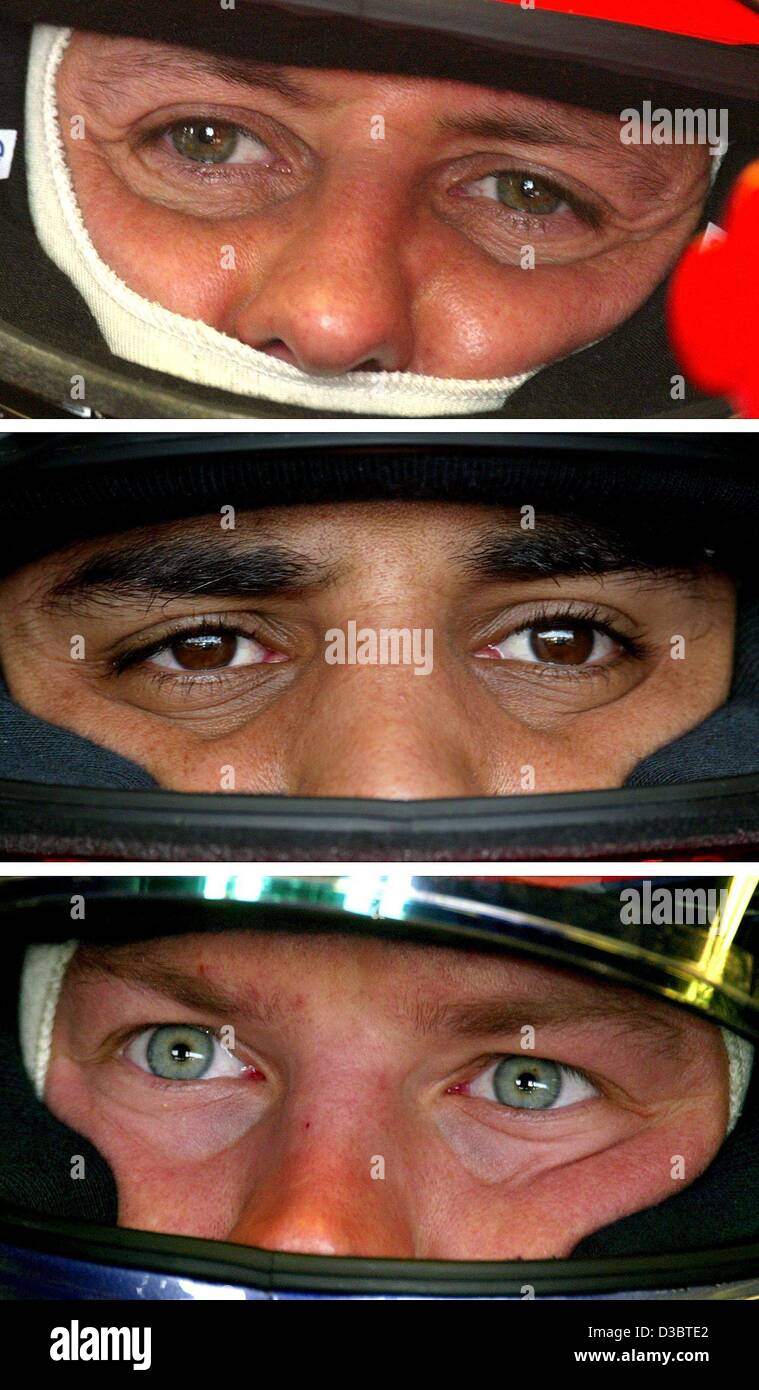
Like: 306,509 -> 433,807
124,1024 -> 247,1081
479,621 -> 617,666
467,170 -> 568,215
469,1056 -> 599,1111
168,120 -> 275,165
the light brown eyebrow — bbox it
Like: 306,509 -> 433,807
438,108 -> 614,152
84,49 -> 324,108
73,948 -> 286,1028
407,991 -> 684,1052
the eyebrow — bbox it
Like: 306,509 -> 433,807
89,51 -> 323,108
439,109 -> 613,152
76,948 -> 681,1053
75,951 -> 287,1028
457,517 -> 708,585
437,107 -> 676,200
409,992 -> 682,1050
44,538 -> 334,611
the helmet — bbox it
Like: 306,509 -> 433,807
0,429 -> 757,861
1,872 -> 757,1299
1,0 -> 757,418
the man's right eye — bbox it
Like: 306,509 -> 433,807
167,120 -> 276,166
123,1024 -> 244,1080
114,625 -> 289,675
148,630 -> 278,672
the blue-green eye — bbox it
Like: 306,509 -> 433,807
124,1024 -> 245,1081
470,1055 -> 598,1110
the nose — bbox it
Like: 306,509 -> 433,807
287,664 -> 484,798
225,168 -> 415,375
227,1135 -> 414,1258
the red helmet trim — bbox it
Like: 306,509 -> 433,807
492,0 -> 759,45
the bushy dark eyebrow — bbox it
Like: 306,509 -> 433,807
457,517 -> 710,585
43,538 -> 335,612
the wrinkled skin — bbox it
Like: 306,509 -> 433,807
56,33 -> 714,378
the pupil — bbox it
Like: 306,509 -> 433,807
171,1042 -> 192,1061
514,1071 -> 537,1091
172,633 -> 237,669
530,624 -> 593,665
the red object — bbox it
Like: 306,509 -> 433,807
668,161 -> 759,418
491,0 -> 759,44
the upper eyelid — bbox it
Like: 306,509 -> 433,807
474,601 -> 643,644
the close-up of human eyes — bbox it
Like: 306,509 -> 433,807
465,1054 -> 599,1111
122,1023 -> 255,1082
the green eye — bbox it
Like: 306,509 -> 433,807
495,171 -> 564,215
492,1056 -> 563,1109
145,1024 -> 214,1080
170,121 -> 239,163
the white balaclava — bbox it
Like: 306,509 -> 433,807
24,25 -> 542,418
19,941 -> 755,1135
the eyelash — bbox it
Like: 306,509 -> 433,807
111,618 -> 276,676
483,602 -> 649,669
461,170 -> 602,230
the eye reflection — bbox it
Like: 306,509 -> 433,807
494,171 -> 565,215
168,120 -> 274,165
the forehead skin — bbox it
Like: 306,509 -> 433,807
46,930 -> 729,1260
0,501 -> 735,797
54,34 -> 712,379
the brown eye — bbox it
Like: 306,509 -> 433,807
496,171 -> 564,215
529,624 -> 595,665
479,620 -> 618,666
168,633 -> 239,669
146,631 -> 276,673
170,121 -> 239,163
